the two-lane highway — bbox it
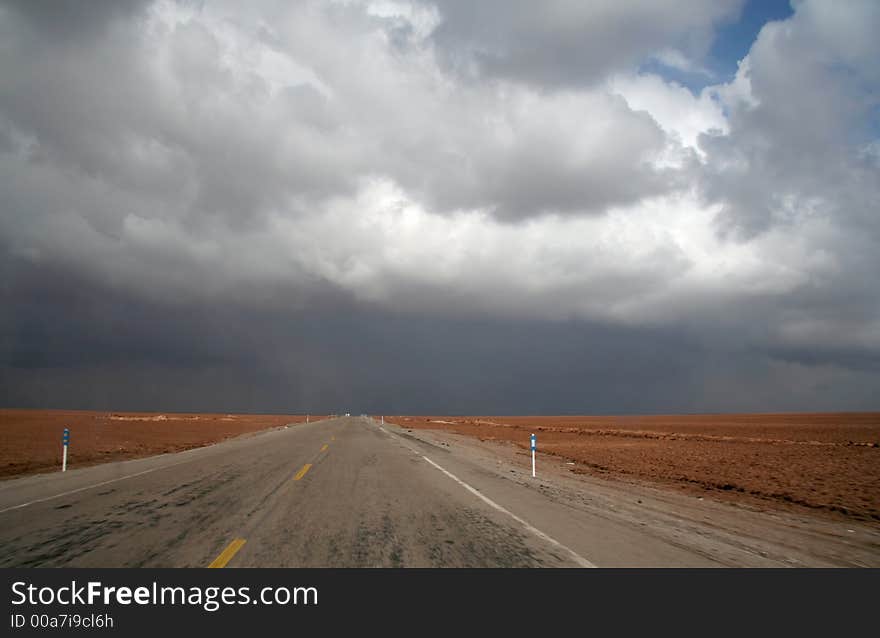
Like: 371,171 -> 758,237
4,416 -> 868,567
0,417 -> 594,567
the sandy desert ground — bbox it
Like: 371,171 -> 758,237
0,409 -> 320,478
386,413 -> 880,523
3,410 -> 877,525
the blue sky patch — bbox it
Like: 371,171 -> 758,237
641,0 -> 795,94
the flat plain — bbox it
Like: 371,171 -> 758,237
1,412 -> 878,567
387,413 -> 880,523
0,409 -> 319,479
3,409 -> 877,524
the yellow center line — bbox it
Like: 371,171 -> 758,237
320,444 -> 328,452
293,463 -> 312,481
208,538 -> 246,568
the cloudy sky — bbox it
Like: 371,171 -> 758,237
1,0 -> 878,414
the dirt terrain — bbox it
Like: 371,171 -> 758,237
386,413 -> 880,524
0,410 -> 321,479
3,409 -> 877,526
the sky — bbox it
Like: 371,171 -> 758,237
1,0 -> 878,415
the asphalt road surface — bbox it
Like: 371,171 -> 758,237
0,416 -> 876,567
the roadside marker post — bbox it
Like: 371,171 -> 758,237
62,428 -> 70,472
530,433 -> 536,477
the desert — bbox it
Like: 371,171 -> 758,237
0,409 -> 319,479
3,409 -> 877,525
386,413 -> 880,523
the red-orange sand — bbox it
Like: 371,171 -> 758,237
387,413 -> 880,523
0,409 -> 321,479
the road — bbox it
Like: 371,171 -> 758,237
0,416 -> 876,567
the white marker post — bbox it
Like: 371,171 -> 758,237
62,427 -> 70,472
530,433 -> 536,478
307,414 -> 310,424
381,415 -> 384,425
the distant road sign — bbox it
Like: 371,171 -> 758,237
530,433 -> 536,477
62,428 -> 70,472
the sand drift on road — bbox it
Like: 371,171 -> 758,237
387,413 -> 880,523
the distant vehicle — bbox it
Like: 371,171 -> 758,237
345,413 -> 350,416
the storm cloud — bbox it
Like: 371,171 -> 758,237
429,0 -> 743,86
1,0 -> 878,413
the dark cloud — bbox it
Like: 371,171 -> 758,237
0,0 -> 878,413
0,0 -> 151,41
690,1 -> 880,379
5,252 -> 878,414
430,0 -> 743,87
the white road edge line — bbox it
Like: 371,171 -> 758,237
420,455 -> 597,568
0,419 -> 312,514
0,457 -> 196,514
379,422 -> 594,567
